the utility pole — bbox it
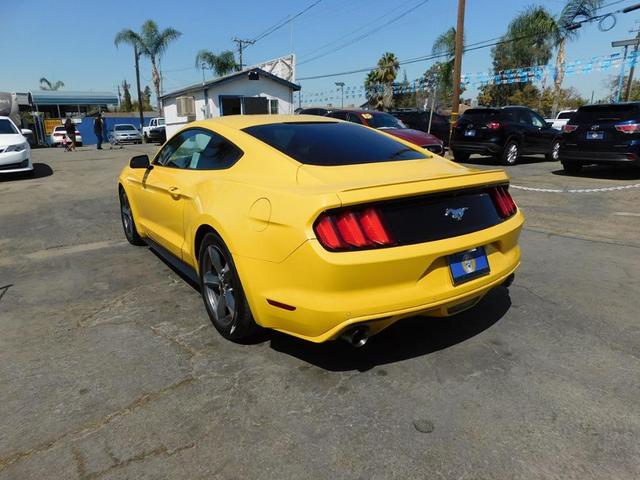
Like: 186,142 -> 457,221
134,44 -> 145,143
233,38 -> 255,70
335,82 -> 345,108
450,0 -> 466,122
624,26 -> 640,101
612,37 -> 640,102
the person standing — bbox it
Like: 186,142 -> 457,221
94,113 -> 104,150
64,117 -> 76,151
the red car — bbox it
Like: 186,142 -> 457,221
326,109 -> 444,154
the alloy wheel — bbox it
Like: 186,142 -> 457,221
552,141 -> 560,161
120,192 -> 133,238
202,245 -> 237,333
506,143 -> 518,164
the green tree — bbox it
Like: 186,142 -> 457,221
121,79 -> 133,112
195,50 -> 238,77
431,27 -> 456,99
143,86 -> 152,110
376,52 -> 400,110
364,70 -> 383,110
478,6 -> 556,106
39,77 -> 64,91
115,20 -> 182,113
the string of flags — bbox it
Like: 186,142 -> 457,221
295,51 -> 639,105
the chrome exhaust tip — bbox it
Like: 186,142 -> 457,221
340,326 -> 370,348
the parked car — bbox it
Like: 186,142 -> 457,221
559,103 -> 640,174
545,109 -> 576,131
118,115 -> 523,345
389,109 -> 451,145
326,109 -> 444,154
142,117 -> 166,143
0,116 -> 32,175
450,106 -> 561,165
111,124 -> 142,144
50,125 -> 83,147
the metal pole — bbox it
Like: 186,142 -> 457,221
428,83 -> 436,134
624,32 -> 640,101
616,45 -> 629,103
450,0 -> 466,121
134,44 -> 145,142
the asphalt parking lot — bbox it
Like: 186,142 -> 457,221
1,145 -> 639,479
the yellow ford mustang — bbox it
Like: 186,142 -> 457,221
118,115 -> 523,345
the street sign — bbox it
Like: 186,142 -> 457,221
612,38 -> 640,48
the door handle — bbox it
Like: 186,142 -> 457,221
169,187 -> 181,198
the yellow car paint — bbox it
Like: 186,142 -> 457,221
119,114 -> 523,343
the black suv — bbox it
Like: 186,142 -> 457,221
559,103 -> 640,174
450,106 -> 561,165
389,109 -> 451,145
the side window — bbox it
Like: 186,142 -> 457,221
530,111 -> 545,128
347,113 -> 364,124
515,110 -> 531,125
154,133 -> 185,166
159,130 -> 211,169
188,132 -> 243,170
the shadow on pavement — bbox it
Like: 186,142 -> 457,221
458,155 -> 548,167
551,165 -> 640,180
267,286 -> 512,372
0,163 -> 53,182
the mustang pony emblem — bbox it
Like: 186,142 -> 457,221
445,207 -> 469,221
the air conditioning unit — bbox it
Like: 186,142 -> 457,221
176,96 -> 195,117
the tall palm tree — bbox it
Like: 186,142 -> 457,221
195,50 -> 238,78
364,70 -> 383,110
431,27 -> 457,96
376,52 -> 400,110
550,0 -> 602,116
115,20 -> 181,113
39,77 -> 64,91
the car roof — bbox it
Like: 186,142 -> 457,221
189,114 -> 338,131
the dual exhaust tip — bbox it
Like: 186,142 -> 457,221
339,325 -> 370,348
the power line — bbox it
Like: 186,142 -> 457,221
298,0 -> 431,66
252,0 -> 323,43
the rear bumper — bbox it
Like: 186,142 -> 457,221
559,148 -> 640,165
450,140 -> 502,155
236,211 -> 524,343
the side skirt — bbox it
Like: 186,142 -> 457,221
144,238 -> 200,290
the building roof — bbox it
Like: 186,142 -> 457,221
159,68 -> 301,100
30,90 -> 118,106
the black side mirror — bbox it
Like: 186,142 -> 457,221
130,154 -> 151,169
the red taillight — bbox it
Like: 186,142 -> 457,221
562,124 -> 578,133
490,186 -> 517,219
614,123 -> 640,134
314,207 -> 394,251
486,121 -> 501,130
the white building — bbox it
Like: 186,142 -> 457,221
161,67 -> 301,137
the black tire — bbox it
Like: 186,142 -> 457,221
501,140 -> 519,165
562,160 -> 582,174
546,140 -> 561,162
119,188 -> 145,246
452,149 -> 470,162
198,232 -> 259,341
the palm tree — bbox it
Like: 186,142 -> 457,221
364,70 -> 383,109
431,27 -> 457,96
550,0 -> 602,116
195,50 -> 238,77
376,52 -> 400,110
39,77 -> 64,91
115,20 -> 181,113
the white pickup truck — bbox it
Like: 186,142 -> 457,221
142,117 -> 166,143
545,110 -> 576,131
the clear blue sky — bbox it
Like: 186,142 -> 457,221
2,0 -> 639,104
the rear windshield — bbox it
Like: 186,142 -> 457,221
573,104 -> 640,123
557,111 -> 575,120
365,112 -> 406,129
243,122 -> 427,166
460,108 -> 500,122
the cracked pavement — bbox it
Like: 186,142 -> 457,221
0,146 -> 638,479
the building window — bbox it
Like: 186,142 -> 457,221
269,99 -> 278,114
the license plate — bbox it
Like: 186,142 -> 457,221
448,247 -> 490,285
586,131 -> 604,140
464,129 -> 476,137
